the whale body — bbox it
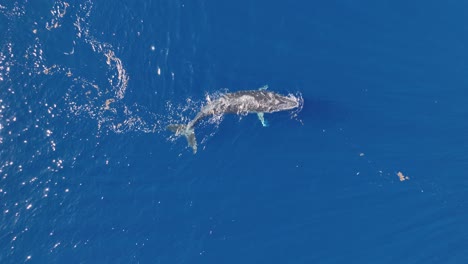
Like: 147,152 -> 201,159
167,88 -> 301,154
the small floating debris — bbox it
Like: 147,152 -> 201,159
397,171 -> 410,181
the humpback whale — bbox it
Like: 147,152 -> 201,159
167,87 -> 301,154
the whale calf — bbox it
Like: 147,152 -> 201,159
167,87 -> 301,154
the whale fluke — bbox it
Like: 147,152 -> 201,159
167,124 -> 197,154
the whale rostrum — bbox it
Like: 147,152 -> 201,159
167,87 -> 301,154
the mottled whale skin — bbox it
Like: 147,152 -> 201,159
168,89 -> 301,154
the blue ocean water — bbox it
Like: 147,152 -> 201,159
1,0 -> 468,263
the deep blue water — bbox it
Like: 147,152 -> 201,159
1,0 -> 468,263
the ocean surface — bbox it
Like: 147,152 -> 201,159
1,0 -> 468,263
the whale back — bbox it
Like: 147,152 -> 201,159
201,90 -> 299,116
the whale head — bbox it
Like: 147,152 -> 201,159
271,93 -> 300,111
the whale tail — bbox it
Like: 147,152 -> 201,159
167,124 -> 197,154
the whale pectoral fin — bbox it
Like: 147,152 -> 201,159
258,85 -> 268,91
257,112 -> 269,127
